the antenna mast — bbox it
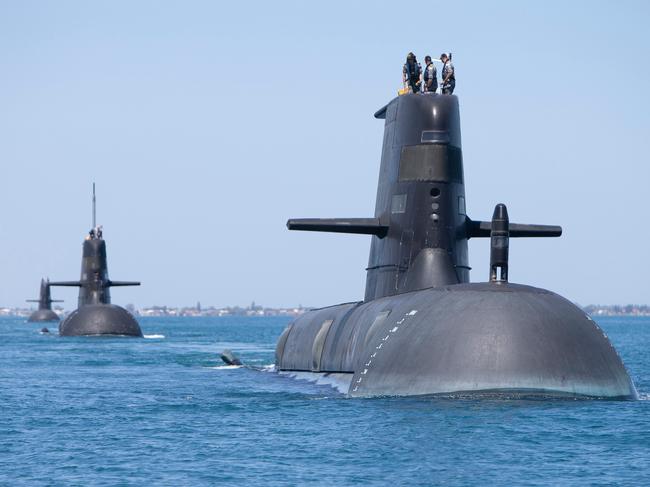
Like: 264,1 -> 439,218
92,182 -> 96,229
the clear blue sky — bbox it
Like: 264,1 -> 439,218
1,0 -> 649,308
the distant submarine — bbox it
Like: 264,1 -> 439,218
50,184 -> 142,337
276,93 -> 637,399
26,278 -> 62,322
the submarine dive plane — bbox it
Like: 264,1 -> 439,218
50,184 -> 142,337
26,278 -> 62,322
276,93 -> 637,399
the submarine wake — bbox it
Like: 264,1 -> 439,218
278,371 -> 352,395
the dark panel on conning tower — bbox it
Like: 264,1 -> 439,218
398,144 -> 463,183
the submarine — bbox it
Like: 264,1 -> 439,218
26,278 -> 62,322
275,93 -> 637,399
50,184 -> 142,337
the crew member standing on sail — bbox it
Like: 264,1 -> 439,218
423,55 -> 438,93
440,53 -> 455,94
403,52 -> 422,93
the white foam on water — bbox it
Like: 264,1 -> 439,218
638,392 -> 650,401
278,370 -> 352,394
143,334 -> 165,339
210,365 -> 243,370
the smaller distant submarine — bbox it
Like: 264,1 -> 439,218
50,184 -> 142,337
26,278 -> 62,322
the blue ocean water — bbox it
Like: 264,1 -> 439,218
1,315 -> 649,486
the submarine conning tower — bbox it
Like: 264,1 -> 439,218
54,231 -> 141,308
288,94 -> 561,300
365,94 -> 467,300
77,236 -> 111,307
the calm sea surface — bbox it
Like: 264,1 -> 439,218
1,315 -> 649,486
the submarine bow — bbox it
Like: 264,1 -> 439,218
278,93 -> 637,399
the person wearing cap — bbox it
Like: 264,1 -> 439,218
440,53 -> 455,94
402,52 -> 422,94
423,55 -> 438,93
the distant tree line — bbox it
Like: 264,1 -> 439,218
582,304 -> 650,316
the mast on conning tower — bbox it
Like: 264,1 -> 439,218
92,182 -> 96,230
88,182 -> 103,240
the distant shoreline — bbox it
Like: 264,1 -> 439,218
3,304 -> 650,318
0,304 -> 309,319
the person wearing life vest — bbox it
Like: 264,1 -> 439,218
440,53 -> 455,95
423,55 -> 438,93
402,52 -> 422,94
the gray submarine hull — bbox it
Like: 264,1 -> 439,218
276,283 -> 637,399
28,309 -> 60,322
279,93 -> 637,399
59,304 -> 142,337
